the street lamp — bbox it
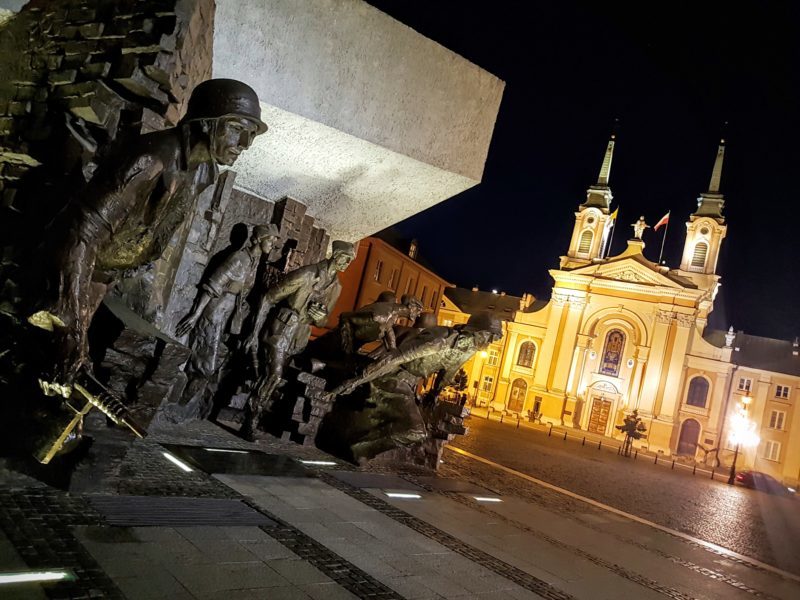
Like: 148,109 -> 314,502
472,350 -> 489,406
727,395 -> 760,485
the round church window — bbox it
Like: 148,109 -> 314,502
700,227 -> 709,235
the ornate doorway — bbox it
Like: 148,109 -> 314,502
507,379 -> 527,413
588,397 -> 612,434
677,419 -> 700,456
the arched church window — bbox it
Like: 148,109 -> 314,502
600,329 -> 625,376
686,377 -> 709,408
578,230 -> 593,254
517,341 -> 535,368
691,242 -> 708,268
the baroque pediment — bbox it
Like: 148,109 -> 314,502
570,258 -> 684,288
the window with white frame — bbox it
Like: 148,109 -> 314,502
691,242 -> 708,268
488,349 -> 499,366
388,269 -> 399,290
763,440 -> 781,462
373,259 -> 383,282
775,385 -> 790,399
737,377 -> 752,392
481,375 -> 494,392
768,410 -> 786,430
578,229 -> 593,254
405,277 -> 416,295
441,319 -> 453,327
517,341 -> 535,368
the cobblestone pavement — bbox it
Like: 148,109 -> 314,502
451,416 -> 800,576
2,416 -> 799,599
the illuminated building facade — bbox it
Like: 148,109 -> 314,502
454,138 -> 800,486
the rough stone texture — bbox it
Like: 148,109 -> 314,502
0,0 -> 214,213
213,0 -> 505,241
95,296 -> 191,426
158,183 -> 332,339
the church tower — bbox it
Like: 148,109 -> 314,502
561,134 -> 616,269
675,140 -> 728,296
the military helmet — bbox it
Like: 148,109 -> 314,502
183,79 -> 267,134
253,223 -> 280,240
463,311 -> 502,338
377,291 -> 397,303
414,312 -> 438,329
400,294 -> 423,310
331,240 -> 357,258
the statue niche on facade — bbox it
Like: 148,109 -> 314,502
339,292 -> 424,355
240,240 -> 357,440
173,224 -> 280,421
27,78 -> 268,391
328,312 -> 503,463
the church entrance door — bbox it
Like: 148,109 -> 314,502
677,419 -> 700,456
588,397 -> 612,434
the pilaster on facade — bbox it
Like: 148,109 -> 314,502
533,299 -> 566,390
658,323 -> 693,421
627,351 -> 647,410
638,310 -> 673,415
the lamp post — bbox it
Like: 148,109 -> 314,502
472,350 -> 489,407
727,394 -> 759,485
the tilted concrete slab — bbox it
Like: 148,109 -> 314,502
213,0 -> 504,242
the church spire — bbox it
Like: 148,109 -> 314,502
692,137 -> 726,220
597,133 -> 615,186
707,138 -> 725,194
581,123 -> 617,211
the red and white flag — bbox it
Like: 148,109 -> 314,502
654,211 -> 670,231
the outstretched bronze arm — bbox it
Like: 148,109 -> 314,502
331,338 -> 444,396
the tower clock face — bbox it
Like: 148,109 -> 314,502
700,227 -> 710,235
587,217 -> 595,224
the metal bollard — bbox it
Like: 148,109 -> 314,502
654,454 -> 658,465
548,424 -> 552,437
671,460 -> 675,470
598,440 -> 602,450
563,431 -> 567,441
634,450 -> 638,460
500,413 -> 504,423
692,464 -> 696,475
582,437 -> 586,446
516,416 -> 521,429
711,468 -> 715,480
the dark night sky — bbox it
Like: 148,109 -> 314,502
367,1 -> 800,341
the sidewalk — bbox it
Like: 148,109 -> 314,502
1,416 -> 798,600
466,406 -> 736,481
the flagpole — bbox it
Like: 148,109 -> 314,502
605,208 -> 618,258
657,212 -> 670,264
606,219 -> 616,258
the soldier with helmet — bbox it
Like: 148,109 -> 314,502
171,223 -> 280,420
29,78 -> 267,388
241,240 -> 357,440
331,311 -> 503,461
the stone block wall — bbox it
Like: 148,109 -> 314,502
159,181 -> 332,339
0,0 -> 214,220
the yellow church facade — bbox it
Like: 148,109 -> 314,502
450,137 -> 800,487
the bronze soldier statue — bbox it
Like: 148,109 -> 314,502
29,79 -> 268,390
331,312 -> 502,461
241,240 -> 357,439
339,292 -> 424,355
174,224 -> 280,419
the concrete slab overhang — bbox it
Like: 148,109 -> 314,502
213,0 -> 504,241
